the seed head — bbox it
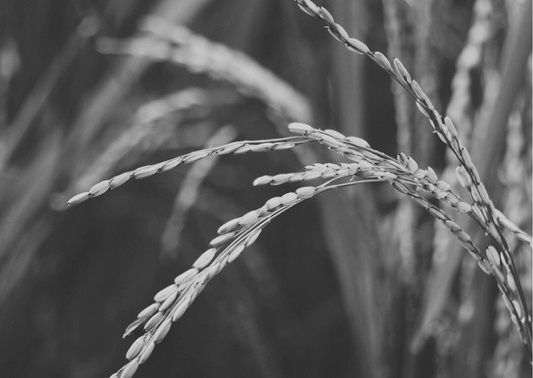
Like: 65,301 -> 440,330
228,244 -> 245,263
171,300 -> 189,322
318,7 -> 334,24
193,249 -> 217,270
184,150 -> 210,163
478,183 -> 490,204
138,303 -> 160,319
160,157 -> 182,172
303,0 -> 320,16
455,166 -> 472,188
410,80 -> 426,102
209,232 -> 236,247
175,268 -> 199,285
486,246 -> 500,268
126,336 -> 146,360
296,186 -> 316,199
454,230 -> 471,243
478,259 -> 492,275
138,341 -> 155,364
218,218 -> 240,234
373,52 -> 392,71
346,38 -> 369,55
495,214 -> 520,233
133,165 -> 158,179
513,300 -> 522,318
154,319 -> 172,343
121,360 -> 139,378
391,181 -> 409,195
233,144 -> 254,154
456,202 -> 471,213
323,129 -> 346,140
393,58 -> 411,83
239,210 -> 259,227
444,117 -> 458,139
217,143 -> 243,155
470,204 -> 484,222
416,102 -> 429,117
426,207 -> 446,221
251,143 -> 275,152
507,273 -> 517,294
108,173 -> 131,189
253,175 -> 273,186
273,142 -> 296,150
123,318 -> 145,339
445,193 -> 460,206
320,134 -> 342,148
412,169 -> 426,179
154,284 -> 178,303
144,312 -> 165,331
245,229 -> 262,247
333,23 -> 349,41
302,171 -> 322,181
159,290 -> 179,312
297,1 -> 317,17
281,192 -> 298,206
265,197 -> 282,211
271,173 -> 292,185
67,192 -> 90,206
89,180 -> 110,197
346,136 -> 370,149
380,172 -> 397,181
436,181 -> 450,191
444,220 -> 461,232
433,190 -> 447,200
288,122 -> 314,135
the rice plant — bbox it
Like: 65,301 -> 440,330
64,1 -> 532,377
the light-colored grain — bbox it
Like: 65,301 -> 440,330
174,268 -> 199,285
193,249 -> 217,270
154,284 -> 178,303
120,360 -> 139,378
209,232 -> 236,247
137,303 -> 160,319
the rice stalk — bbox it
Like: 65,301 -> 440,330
111,176 -> 383,378
67,87 -> 239,194
67,136 -> 311,206
415,0 -> 501,351
61,2 -> 531,377
293,0 -> 532,357
490,81 -> 532,377
70,115 -> 529,376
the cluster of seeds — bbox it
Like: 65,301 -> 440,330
288,123 -> 475,215
108,183 -> 334,378
67,136 -> 309,206
293,0 -> 532,357
293,0 -> 506,232
494,209 -> 532,245
68,113 -> 531,377
253,162 -> 392,187
65,3 -> 533,376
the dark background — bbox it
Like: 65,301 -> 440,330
0,0 -> 531,377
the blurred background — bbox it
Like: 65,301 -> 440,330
0,0 -> 531,377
